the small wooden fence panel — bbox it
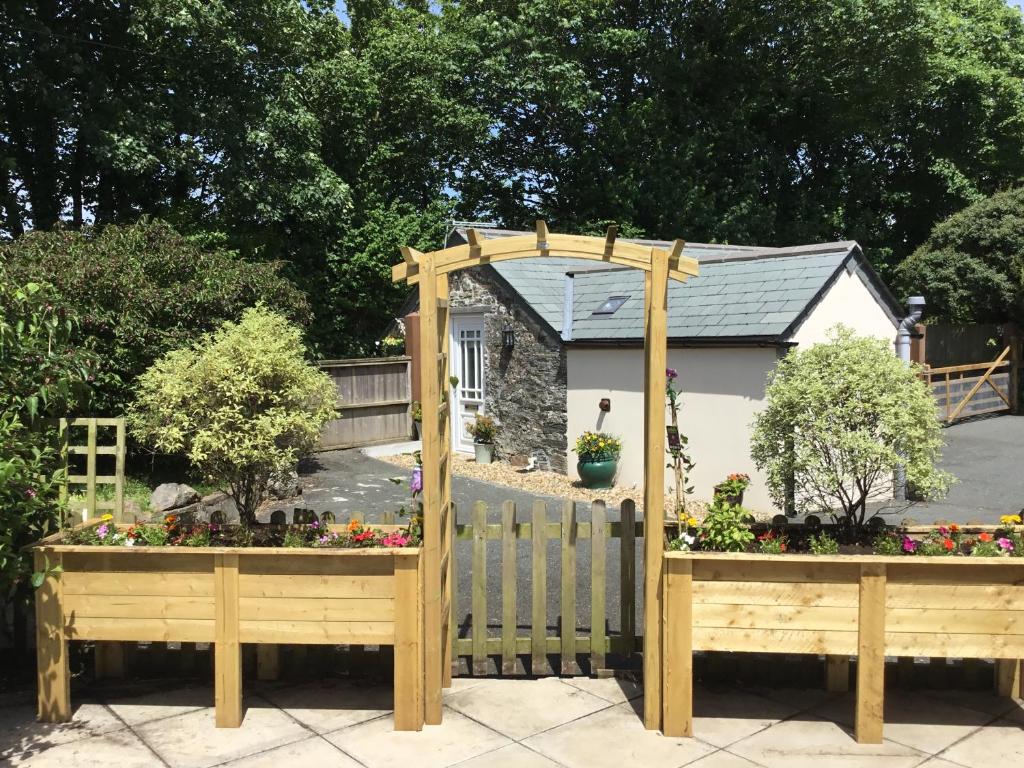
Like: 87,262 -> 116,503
59,417 -> 126,521
923,347 -> 1013,423
319,357 -> 412,449
451,498 -> 642,676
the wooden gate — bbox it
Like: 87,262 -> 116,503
922,346 -> 1017,423
318,357 -> 413,448
452,498 -> 642,677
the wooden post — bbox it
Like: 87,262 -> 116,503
405,311 -> 422,409
643,247 -> 669,730
95,642 -> 125,680
439,274 -> 453,690
825,656 -> 850,692
661,556 -> 692,737
35,550 -> 70,723
995,659 -> 1023,698
1003,323 -> 1021,414
394,553 -> 425,731
590,500 -> 607,673
257,645 -> 279,681
531,500 -> 548,675
471,501 -> 488,676
620,500 -> 636,655
501,501 -> 517,674
417,254 -> 444,724
560,499 -> 577,675
214,553 -> 242,728
855,563 -> 886,744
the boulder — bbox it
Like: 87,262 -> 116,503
151,482 -> 200,512
268,469 -> 302,500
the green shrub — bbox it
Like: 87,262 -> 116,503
1,263 -> 95,648
574,431 -> 622,462
467,413 -> 498,443
697,502 -> 754,552
808,532 -> 840,555
129,307 -> 336,526
2,219 -> 310,413
872,532 -> 903,556
751,326 -> 951,528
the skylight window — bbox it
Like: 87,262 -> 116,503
592,295 -> 630,316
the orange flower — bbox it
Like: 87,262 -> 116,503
943,538 -> 955,551
164,514 -> 178,525
348,519 -> 361,532
949,524 -> 960,534
979,532 -> 993,542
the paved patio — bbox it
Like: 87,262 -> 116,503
2,676 -> 1022,767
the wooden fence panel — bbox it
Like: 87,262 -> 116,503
452,497 -> 643,676
318,357 -> 412,449
924,348 -> 1013,423
60,417 -> 126,522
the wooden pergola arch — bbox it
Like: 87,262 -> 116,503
393,221 -> 699,731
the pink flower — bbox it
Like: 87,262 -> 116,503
666,368 -> 678,380
997,537 -> 1014,551
938,526 -> 948,536
25,488 -> 37,498
97,524 -> 110,538
901,536 -> 918,553
382,532 -> 410,548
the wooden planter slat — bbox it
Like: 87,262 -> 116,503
33,538 -> 424,731
662,552 -> 1024,744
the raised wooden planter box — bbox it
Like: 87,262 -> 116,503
662,552 -> 1024,743
33,533 -> 424,730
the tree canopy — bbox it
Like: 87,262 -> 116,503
3,0 -> 1024,354
894,187 -> 1024,325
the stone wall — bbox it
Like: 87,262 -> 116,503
448,268 -> 568,472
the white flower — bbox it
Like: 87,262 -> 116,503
682,533 -> 695,546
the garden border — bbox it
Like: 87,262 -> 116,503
661,550 -> 1024,743
33,526 -> 424,731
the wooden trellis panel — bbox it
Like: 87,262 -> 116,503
59,417 -> 126,522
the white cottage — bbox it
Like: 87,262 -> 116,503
403,229 -> 902,514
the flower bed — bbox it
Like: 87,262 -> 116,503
661,549 -> 1024,744
33,521 -> 424,731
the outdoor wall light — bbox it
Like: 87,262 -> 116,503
599,398 -> 611,412
502,324 -> 515,349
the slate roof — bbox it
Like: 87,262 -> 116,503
452,230 -> 895,342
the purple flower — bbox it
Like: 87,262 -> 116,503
938,526 -> 948,536
901,535 -> 918,554
97,524 -> 110,538
411,466 -> 423,494
666,368 -> 678,380
997,537 -> 1014,551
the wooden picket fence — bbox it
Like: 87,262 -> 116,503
451,498 -> 643,676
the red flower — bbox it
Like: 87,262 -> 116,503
979,532 -> 993,542
943,538 -> 955,551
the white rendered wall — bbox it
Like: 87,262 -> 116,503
566,346 -> 779,513
789,267 -> 897,347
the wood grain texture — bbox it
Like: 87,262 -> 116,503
215,553 -> 242,728
35,550 -> 70,723
856,563 -> 886,744
662,557 -> 693,737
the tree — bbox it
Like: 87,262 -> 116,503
750,326 -> 951,527
894,187 -> 1024,324
0,261 -> 95,653
129,307 -> 337,526
2,219 -> 309,414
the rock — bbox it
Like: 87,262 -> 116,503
151,482 -> 200,512
123,499 -> 143,523
268,469 -> 302,500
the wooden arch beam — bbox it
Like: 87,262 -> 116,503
392,221 -> 699,286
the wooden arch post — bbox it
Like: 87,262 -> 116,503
393,223 -> 696,732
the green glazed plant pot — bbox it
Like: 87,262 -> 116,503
577,458 -> 617,489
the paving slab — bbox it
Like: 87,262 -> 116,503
258,680 -> 392,733
561,674 -> 643,703
728,715 -> 927,768
104,684 -> 211,726
692,687 -> 801,748
8,728 -> 159,768
324,710 -> 510,768
134,700 -> 310,768
810,690 -> 993,754
219,736 -> 363,767
449,742 -> 562,767
522,699 -> 717,767
938,717 -> 1024,768
0,702 -> 124,763
443,677 -> 609,740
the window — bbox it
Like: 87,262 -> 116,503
592,295 -> 630,316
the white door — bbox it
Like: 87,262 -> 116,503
451,315 -> 486,453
